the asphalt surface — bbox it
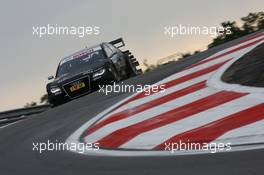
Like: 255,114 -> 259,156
1,31 -> 264,175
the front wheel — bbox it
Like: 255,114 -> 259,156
48,98 -> 63,107
109,64 -> 121,82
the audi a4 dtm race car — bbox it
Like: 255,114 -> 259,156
46,38 -> 142,106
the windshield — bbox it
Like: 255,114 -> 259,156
56,48 -> 105,77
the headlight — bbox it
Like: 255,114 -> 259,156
93,68 -> 106,78
50,87 -> 61,94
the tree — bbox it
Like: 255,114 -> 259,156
24,102 -> 37,108
208,11 -> 264,48
180,52 -> 192,58
241,12 -> 264,33
143,59 -> 157,72
40,94 -> 48,104
208,21 -> 243,48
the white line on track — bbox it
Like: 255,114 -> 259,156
0,117 -> 25,129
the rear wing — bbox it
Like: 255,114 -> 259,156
109,38 -> 125,48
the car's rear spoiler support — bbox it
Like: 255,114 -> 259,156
109,38 -> 125,48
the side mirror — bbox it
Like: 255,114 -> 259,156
48,75 -> 54,80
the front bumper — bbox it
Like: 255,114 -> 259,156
48,68 -> 114,104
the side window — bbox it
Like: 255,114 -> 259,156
103,45 -> 113,58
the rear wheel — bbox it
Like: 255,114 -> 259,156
109,64 -> 121,82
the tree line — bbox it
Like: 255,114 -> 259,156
144,11 -> 264,72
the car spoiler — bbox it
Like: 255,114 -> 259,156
109,38 -> 125,48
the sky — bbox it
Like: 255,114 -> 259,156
0,0 -> 263,111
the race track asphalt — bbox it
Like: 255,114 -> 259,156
0,31 -> 264,175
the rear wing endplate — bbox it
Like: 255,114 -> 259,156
109,38 -> 125,48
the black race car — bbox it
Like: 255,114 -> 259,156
46,38 -> 142,106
